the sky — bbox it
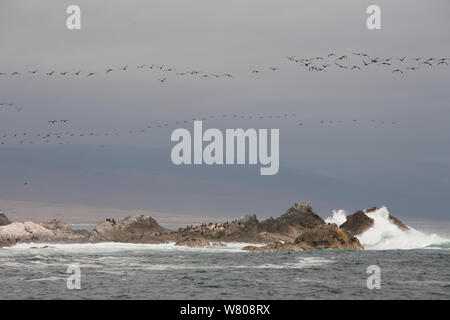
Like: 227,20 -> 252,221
0,1 -> 449,221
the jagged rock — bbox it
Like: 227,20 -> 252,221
294,224 -> 363,250
0,219 -> 87,247
0,222 -> 53,246
340,210 -> 374,236
89,214 -> 170,243
244,224 -> 363,251
258,202 -> 324,238
341,207 -> 409,236
0,211 -> 11,226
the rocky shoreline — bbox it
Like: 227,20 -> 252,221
0,203 -> 409,251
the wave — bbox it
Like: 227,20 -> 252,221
3,242 -> 262,254
325,206 -> 450,250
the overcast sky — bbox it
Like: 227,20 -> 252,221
0,1 -> 449,221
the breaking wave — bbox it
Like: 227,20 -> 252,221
325,206 -> 450,250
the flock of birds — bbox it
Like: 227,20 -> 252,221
286,53 -> 449,74
0,112 -> 397,147
4,52 -> 447,148
0,53 -> 448,84
4,53 -> 426,187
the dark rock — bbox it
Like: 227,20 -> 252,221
340,210 -> 374,236
258,202 -> 324,237
294,224 -> 363,250
244,224 -> 363,251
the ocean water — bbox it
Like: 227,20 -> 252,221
1,208 -> 449,300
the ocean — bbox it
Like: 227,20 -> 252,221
1,208 -> 449,300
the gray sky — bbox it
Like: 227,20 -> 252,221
0,1 -> 449,221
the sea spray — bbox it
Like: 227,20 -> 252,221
325,209 -> 348,226
324,206 -> 450,250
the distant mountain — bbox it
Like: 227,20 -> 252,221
0,146 -> 443,220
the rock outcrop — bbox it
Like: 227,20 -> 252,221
0,211 -> 11,226
0,203 -> 409,251
244,224 -> 363,251
0,220 -> 86,247
294,224 -> 363,250
341,207 -> 409,236
88,214 -> 171,243
340,210 -> 374,236
258,202 -> 325,238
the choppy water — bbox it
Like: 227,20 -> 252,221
0,242 -> 449,299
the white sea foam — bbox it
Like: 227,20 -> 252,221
3,242 -> 262,254
324,209 -> 348,226
324,206 -> 450,250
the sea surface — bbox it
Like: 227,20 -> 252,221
1,208 -> 449,300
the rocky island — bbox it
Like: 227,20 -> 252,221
0,203 -> 409,251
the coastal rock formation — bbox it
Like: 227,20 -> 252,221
258,202 -> 325,238
294,224 -> 363,250
340,210 -> 374,236
244,224 -> 363,251
0,220 -> 86,247
0,203 -> 409,251
88,214 -> 171,243
0,211 -> 11,226
341,207 -> 409,236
